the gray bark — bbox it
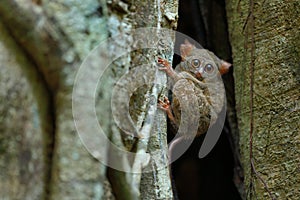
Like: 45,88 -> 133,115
0,0 -> 178,199
0,19 -> 50,200
226,0 -> 300,199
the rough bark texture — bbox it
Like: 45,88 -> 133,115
0,0 -> 110,199
0,0 -> 178,199
226,0 -> 300,199
0,20 -> 51,200
105,1 -> 178,199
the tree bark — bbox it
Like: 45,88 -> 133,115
105,1 -> 178,199
226,0 -> 300,199
0,19 -> 51,200
0,0 -> 178,199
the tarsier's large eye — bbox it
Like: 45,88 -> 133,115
191,59 -> 200,67
204,64 -> 214,73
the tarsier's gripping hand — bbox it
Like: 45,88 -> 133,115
157,40 -> 232,139
157,96 -> 175,122
158,57 -> 176,78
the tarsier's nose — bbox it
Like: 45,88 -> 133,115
195,71 -> 202,79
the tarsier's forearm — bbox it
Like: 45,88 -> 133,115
158,57 -> 182,82
178,72 -> 207,89
158,58 -> 207,89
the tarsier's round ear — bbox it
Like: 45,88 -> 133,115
180,39 -> 196,61
219,60 -> 232,75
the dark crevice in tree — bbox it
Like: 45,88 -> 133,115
169,0 -> 244,199
0,18 -> 57,200
43,97 -> 56,200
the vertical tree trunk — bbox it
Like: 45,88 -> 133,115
105,1 -> 178,199
0,19 -> 51,200
0,0 -> 178,199
226,0 -> 300,199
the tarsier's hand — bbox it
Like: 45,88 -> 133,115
157,96 -> 175,122
157,57 -> 175,77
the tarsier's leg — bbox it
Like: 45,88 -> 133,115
157,96 -> 179,138
158,96 -> 184,168
209,106 -> 219,126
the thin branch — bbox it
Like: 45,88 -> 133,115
248,1 -> 255,196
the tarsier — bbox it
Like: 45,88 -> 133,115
158,40 -> 232,141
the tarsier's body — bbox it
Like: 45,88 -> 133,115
158,40 -> 231,139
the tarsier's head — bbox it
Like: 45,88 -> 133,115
178,40 -> 232,80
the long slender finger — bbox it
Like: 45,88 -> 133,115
163,96 -> 170,104
158,67 -> 167,71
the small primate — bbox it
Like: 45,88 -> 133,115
157,40 -> 231,154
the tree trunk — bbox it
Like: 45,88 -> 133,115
226,0 -> 300,199
0,0 -> 178,199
